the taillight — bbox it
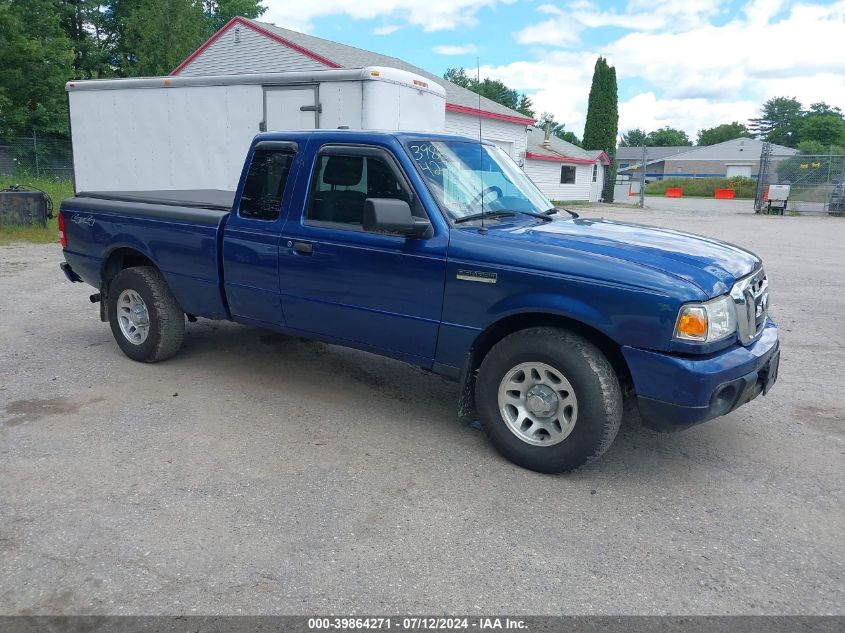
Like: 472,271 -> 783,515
58,210 -> 67,248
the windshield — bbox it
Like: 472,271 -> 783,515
405,140 -> 553,221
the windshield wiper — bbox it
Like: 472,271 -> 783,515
453,210 -> 516,224
548,206 -> 579,218
516,210 -> 554,221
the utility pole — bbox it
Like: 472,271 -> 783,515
638,144 -> 647,208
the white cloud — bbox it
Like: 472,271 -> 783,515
618,92 -> 759,139
263,0 -> 513,33
372,25 -> 402,35
515,0 -> 723,46
433,44 -> 479,55
493,0 -> 845,138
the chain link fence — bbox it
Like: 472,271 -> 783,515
756,143 -> 845,214
0,136 -> 73,181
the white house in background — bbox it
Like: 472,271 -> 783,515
171,17 -> 533,161
523,128 -> 610,202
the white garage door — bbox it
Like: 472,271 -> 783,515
726,164 -> 752,178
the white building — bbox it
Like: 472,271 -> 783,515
523,128 -> 609,202
171,17 -> 604,203
171,17 -> 532,161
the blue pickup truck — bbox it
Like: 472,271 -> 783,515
59,130 -> 779,473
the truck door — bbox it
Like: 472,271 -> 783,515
264,86 -> 319,131
278,144 -> 448,364
223,140 -> 299,326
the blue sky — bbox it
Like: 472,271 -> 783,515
262,1 -> 845,140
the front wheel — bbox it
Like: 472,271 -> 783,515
476,327 -> 622,473
108,266 -> 185,363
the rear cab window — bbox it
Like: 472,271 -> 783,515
238,142 -> 297,221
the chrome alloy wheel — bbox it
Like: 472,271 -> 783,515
116,289 -> 150,345
497,362 -> 578,446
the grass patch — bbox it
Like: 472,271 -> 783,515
0,176 -> 74,245
645,177 -> 756,199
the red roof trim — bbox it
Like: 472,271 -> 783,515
526,151 -> 597,165
446,103 -> 534,126
171,16 -> 340,76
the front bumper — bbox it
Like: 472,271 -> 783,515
622,319 -> 780,431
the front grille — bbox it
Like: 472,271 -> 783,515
730,268 -> 768,345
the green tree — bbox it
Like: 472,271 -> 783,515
202,0 -> 266,32
59,0 -> 113,79
697,122 -> 751,146
443,67 -> 535,119
807,102 -> 842,116
0,0 -> 75,137
748,96 -> 803,147
124,0 -> 208,76
619,128 -> 647,147
516,94 -> 534,118
798,112 -> 845,148
581,56 -> 618,201
645,127 -> 691,147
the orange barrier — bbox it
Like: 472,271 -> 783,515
714,189 -> 735,199
665,188 -> 683,198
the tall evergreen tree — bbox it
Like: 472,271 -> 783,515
581,57 -> 618,202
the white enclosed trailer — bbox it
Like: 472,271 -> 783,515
66,66 -> 446,192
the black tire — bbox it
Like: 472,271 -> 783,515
476,327 -> 622,473
108,266 -> 185,363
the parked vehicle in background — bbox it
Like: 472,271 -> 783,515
59,130 -> 780,473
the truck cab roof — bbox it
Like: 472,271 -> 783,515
252,129 -> 489,146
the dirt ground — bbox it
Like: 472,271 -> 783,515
0,199 -> 842,615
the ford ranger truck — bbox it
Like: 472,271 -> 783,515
58,131 -> 780,473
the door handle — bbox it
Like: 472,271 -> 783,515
292,241 -> 314,255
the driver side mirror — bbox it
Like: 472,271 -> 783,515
363,198 -> 431,238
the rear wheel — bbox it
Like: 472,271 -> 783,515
476,327 -> 622,473
108,266 -> 185,362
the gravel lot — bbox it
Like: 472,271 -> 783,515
1,199 -> 842,615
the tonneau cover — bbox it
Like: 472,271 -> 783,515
77,189 -> 235,211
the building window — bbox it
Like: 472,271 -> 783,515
560,165 -> 576,184
592,164 -> 598,182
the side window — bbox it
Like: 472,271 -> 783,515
560,165 -> 576,184
306,152 -> 410,228
592,164 -> 598,182
239,150 -> 295,221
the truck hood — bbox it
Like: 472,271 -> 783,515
486,217 -> 761,297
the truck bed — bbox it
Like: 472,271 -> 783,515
60,190 -> 232,319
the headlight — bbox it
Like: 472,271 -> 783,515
674,295 -> 737,343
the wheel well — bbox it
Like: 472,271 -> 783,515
458,313 -> 633,418
101,248 -> 156,290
